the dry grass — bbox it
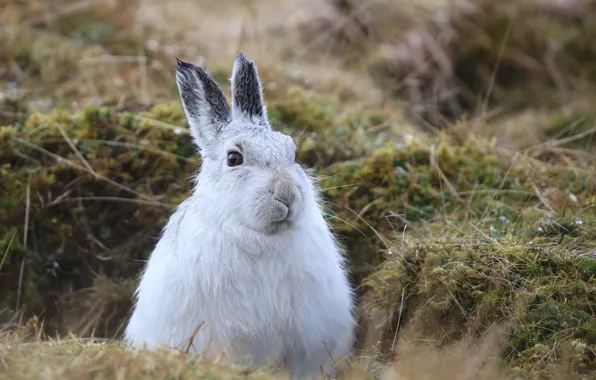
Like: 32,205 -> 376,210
0,325 -> 585,380
0,326 -> 514,380
0,329 -> 276,380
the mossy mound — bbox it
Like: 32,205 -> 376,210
0,91 -> 404,336
319,130 -> 596,284
2,96 -> 595,341
0,104 -> 197,335
3,1 -> 596,378
363,212 -> 596,377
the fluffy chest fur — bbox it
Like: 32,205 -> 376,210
200,247 -> 315,330
181,206 -> 344,336
194,239 -> 323,364
125,199 -> 354,372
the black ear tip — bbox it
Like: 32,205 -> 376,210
235,51 -> 251,64
176,57 -> 195,71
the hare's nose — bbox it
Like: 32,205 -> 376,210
274,181 -> 297,208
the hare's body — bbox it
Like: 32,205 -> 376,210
124,53 -> 355,378
125,194 -> 354,376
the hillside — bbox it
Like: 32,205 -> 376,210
1,0 -> 595,379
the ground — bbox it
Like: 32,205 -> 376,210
1,0 -> 595,379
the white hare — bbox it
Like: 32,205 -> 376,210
123,52 -> 356,378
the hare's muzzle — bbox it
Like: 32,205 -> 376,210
271,178 -> 299,222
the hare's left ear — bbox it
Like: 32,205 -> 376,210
230,52 -> 269,128
175,58 -> 231,151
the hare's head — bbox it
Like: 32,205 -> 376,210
175,52 -> 313,235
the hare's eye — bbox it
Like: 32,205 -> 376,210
227,151 -> 244,167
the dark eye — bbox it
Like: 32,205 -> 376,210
227,151 -> 244,167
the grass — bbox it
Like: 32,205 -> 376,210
0,315 -> 588,379
0,328 -> 274,380
1,0 -> 596,378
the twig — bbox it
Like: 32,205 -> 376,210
46,196 -> 174,208
481,19 -> 513,116
134,115 -> 190,134
470,223 -> 500,245
429,144 -> 465,203
401,225 -> 408,250
391,288 -> 406,351
46,190 -> 73,207
479,150 -> 519,224
16,175 -> 31,311
40,137 -> 194,162
185,322 -> 205,354
531,183 -> 555,213
79,55 -> 149,65
10,136 -> 170,208
0,230 -> 17,273
139,55 -> 149,105
322,340 -> 339,373
323,212 -> 368,237
538,125 -> 596,150
56,124 -> 96,174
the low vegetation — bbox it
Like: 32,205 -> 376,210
1,0 -> 596,379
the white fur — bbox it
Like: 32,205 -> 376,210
123,53 -> 356,379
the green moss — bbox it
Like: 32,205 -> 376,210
0,103 -> 196,334
319,133 -> 584,281
363,210 -> 596,375
2,98 -> 595,350
0,95 -> 395,335
267,85 -> 337,133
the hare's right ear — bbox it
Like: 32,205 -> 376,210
175,58 -> 231,150
230,52 -> 269,127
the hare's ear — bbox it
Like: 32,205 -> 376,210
230,52 -> 269,128
175,58 -> 231,150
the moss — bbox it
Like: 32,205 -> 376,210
0,103 -> 196,335
317,130 -> 595,283
363,207 -> 596,376
267,85 -> 337,134
0,93 -> 400,335
2,97 -> 595,354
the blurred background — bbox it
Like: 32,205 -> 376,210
3,0 -> 595,128
1,0 -> 596,379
